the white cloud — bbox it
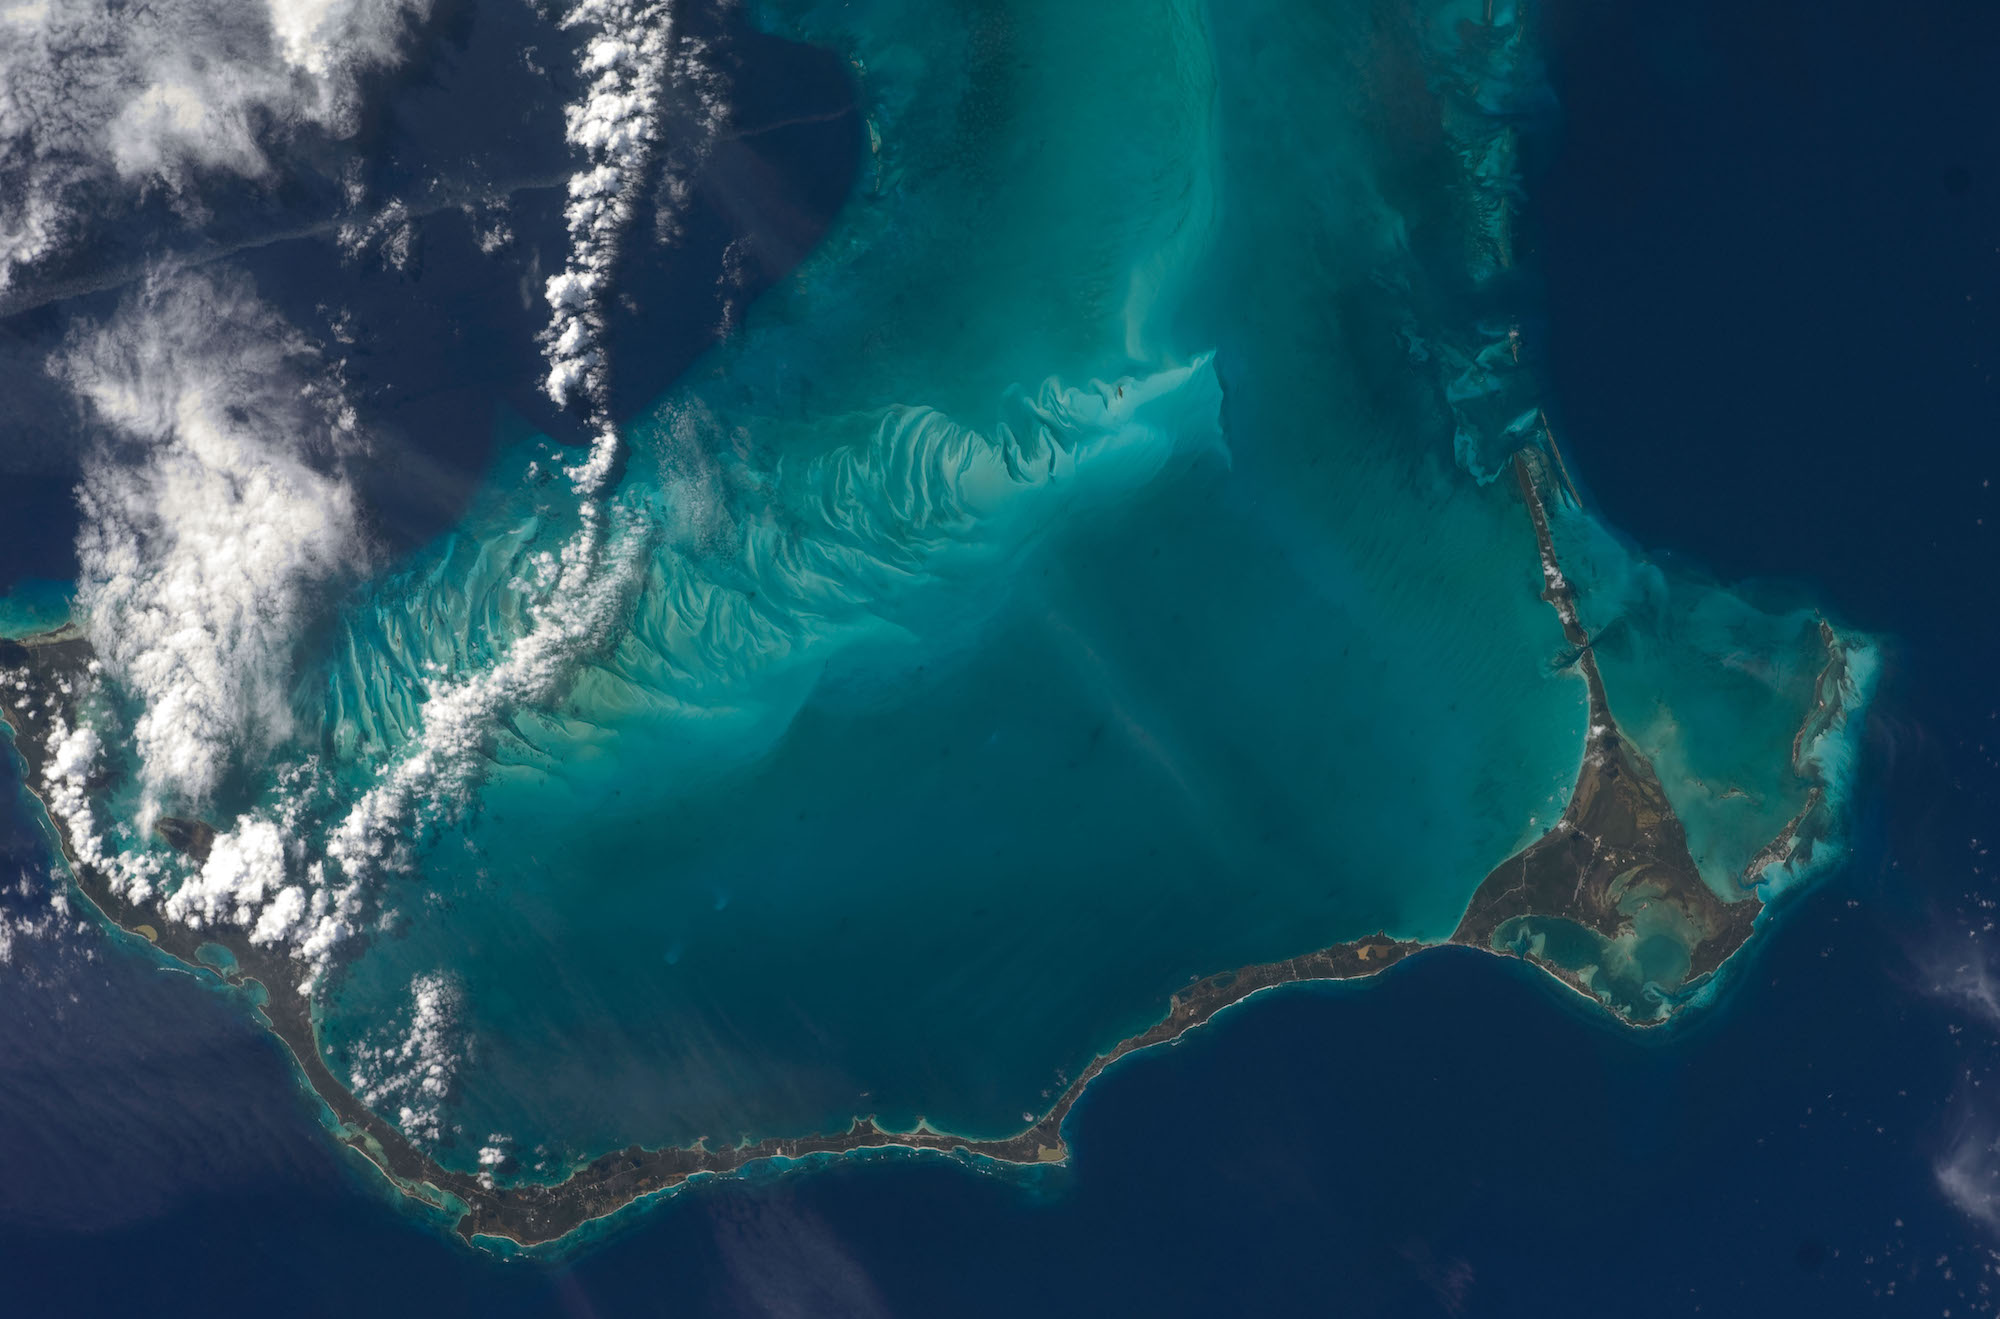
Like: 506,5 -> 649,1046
1934,956 -> 2000,1032
319,0 -> 712,895
1940,1120 -> 2000,1233
56,269 -> 367,817
337,196 -> 418,271
326,500 -> 649,877
6,0 -> 728,992
160,816 -> 287,928
535,0 -> 670,430
536,0 -> 727,461
0,859 -> 98,973
0,0 -> 433,293
475,1134 -> 510,1187
348,971 -> 463,1145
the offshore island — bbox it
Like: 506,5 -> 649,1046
0,441 -> 1865,1249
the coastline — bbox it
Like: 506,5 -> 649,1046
0,444 -> 1868,1249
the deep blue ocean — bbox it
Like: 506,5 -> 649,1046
3,0 -> 1998,1314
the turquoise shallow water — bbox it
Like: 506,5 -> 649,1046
0,581 -> 71,639
313,0 -> 1600,1165
32,0 -> 1870,1177
12,0 -> 1987,1306
1548,506 -> 1840,895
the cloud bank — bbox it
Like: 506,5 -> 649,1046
538,0 -> 727,493
348,971 -> 463,1145
537,0 -> 674,423
13,1 -> 702,988
324,0 -> 698,881
57,268 -> 367,816
0,0 -> 433,293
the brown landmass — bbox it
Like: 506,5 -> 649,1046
1447,451 -> 1762,996
0,447 -> 1856,1248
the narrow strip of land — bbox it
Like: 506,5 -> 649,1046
0,447 -> 1853,1248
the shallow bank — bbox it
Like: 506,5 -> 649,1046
0,441 -> 1866,1247
0,0 -> 1877,1253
